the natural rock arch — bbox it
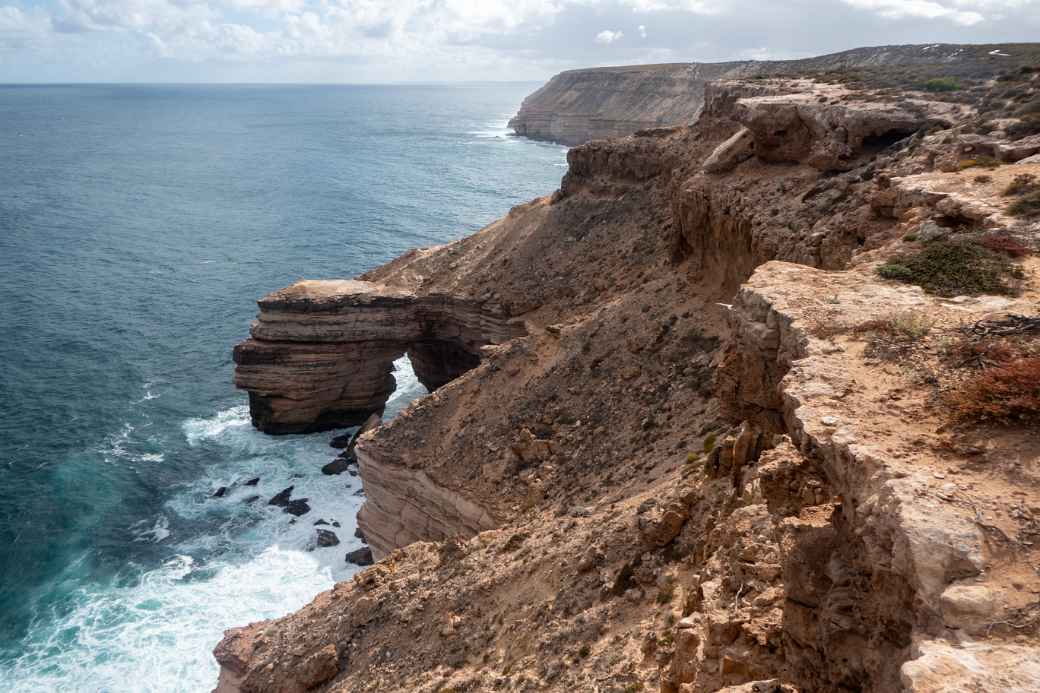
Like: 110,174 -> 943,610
233,280 -> 522,434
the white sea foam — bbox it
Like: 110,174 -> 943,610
4,357 -> 423,692
132,515 -> 171,543
183,405 -> 251,446
5,548 -> 338,693
468,116 -> 514,139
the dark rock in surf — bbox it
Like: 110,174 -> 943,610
284,499 -> 311,516
345,547 -> 374,566
355,527 -> 367,543
244,477 -> 260,486
321,456 -> 353,475
268,486 -> 294,507
329,433 -> 353,449
316,529 -> 340,547
213,486 -> 228,498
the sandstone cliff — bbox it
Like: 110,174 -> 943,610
221,48 -> 1040,692
510,43 -> 1040,145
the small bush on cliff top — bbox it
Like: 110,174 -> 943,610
923,77 -> 962,93
1008,191 -> 1040,218
877,240 -> 1023,297
1003,173 -> 1038,197
950,357 -> 1040,425
977,232 -> 1033,258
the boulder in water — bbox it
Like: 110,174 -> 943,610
345,547 -> 373,566
329,432 -> 353,449
316,529 -> 340,547
268,486 -> 294,507
321,456 -> 352,475
244,477 -> 260,486
284,499 -> 311,516
212,486 -> 228,498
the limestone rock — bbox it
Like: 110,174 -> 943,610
940,584 -> 997,629
233,280 -> 522,433
703,126 -> 756,173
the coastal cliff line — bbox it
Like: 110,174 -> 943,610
510,43 -> 1040,145
219,44 -> 1040,693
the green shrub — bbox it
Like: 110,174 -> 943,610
1008,191 -> 1040,218
702,433 -> 717,453
877,263 -> 915,282
922,77 -> 962,93
876,240 -> 1023,296
1007,115 -> 1040,140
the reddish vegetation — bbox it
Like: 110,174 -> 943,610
977,232 -> 1033,258
952,356 -> 1040,424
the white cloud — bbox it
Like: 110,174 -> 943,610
637,23 -> 646,37
0,5 -> 51,48
595,28 -> 623,43
841,0 -> 990,25
621,0 -> 721,12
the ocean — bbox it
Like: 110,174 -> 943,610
0,83 -> 566,691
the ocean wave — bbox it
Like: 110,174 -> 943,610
132,515 -> 170,543
2,547 -> 341,693
182,406 -> 251,446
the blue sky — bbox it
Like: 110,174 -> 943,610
0,0 -> 1038,82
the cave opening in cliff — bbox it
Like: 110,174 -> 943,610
382,353 -> 430,420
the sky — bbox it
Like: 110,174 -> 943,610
0,0 -> 1037,83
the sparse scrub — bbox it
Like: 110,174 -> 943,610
1003,173 -> 1038,197
922,77 -> 962,93
950,357 -> 1040,424
1008,191 -> 1040,218
853,311 -> 932,360
977,232 -> 1033,258
1007,115 -> 1040,139
877,240 -> 1023,296
702,433 -> 717,453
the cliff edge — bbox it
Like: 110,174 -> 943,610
510,43 -> 1040,145
220,47 -> 1040,693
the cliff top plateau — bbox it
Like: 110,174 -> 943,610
509,42 -> 1040,145
220,46 -> 1040,693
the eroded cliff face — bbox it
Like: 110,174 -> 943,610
218,54 -> 1040,693
233,280 -> 523,433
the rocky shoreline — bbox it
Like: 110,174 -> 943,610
217,45 -> 1040,693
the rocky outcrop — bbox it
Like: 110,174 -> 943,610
232,280 -> 523,433
355,436 -> 499,560
217,50 -> 1040,693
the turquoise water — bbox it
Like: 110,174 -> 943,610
0,84 -> 566,691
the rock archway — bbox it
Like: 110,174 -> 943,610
233,280 -> 523,434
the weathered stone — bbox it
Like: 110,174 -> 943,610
233,280 -> 523,434
345,547 -> 374,566
703,127 -> 755,173
315,529 -> 340,548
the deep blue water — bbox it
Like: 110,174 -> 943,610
0,83 -> 565,691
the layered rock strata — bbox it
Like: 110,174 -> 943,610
233,280 -> 522,433
217,53 -> 1040,693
